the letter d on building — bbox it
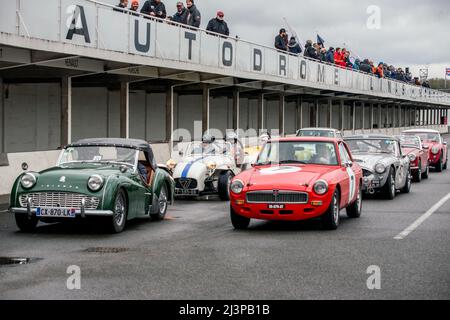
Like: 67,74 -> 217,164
67,265 -> 81,290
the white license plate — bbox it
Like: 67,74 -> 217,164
175,189 -> 199,195
268,204 -> 285,209
36,207 -> 76,218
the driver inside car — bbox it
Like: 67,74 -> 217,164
137,151 -> 148,183
312,144 -> 332,164
380,140 -> 394,153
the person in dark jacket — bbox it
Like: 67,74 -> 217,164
141,0 -> 166,19
206,11 -> 229,36
114,0 -> 128,12
287,37 -> 302,54
304,40 -> 318,60
186,0 -> 201,28
325,47 -> 335,64
170,2 -> 188,24
274,29 -> 288,51
359,59 -> 372,74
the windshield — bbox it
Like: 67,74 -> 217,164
404,132 -> 441,143
399,136 -> 420,148
256,141 -> 338,166
297,130 -> 335,138
59,146 -> 137,167
346,139 -> 397,155
187,141 -> 231,157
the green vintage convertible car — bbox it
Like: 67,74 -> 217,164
9,138 -> 175,233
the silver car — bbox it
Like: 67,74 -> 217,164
344,135 -> 412,199
297,128 -> 344,139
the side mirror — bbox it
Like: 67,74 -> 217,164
345,161 -> 353,168
423,145 -> 429,150
119,165 -> 128,173
444,142 -> 447,146
179,151 -> 184,156
21,162 -> 29,171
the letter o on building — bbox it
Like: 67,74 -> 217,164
222,41 -> 233,67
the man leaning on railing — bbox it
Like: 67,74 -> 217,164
141,0 -> 167,19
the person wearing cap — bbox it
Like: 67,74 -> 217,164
287,36 -> 301,55
186,0 -> 201,28
141,0 -> 166,19
206,11 -> 229,36
274,29 -> 288,51
170,2 -> 188,25
114,0 -> 129,13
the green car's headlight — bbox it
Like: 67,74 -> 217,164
21,173 -> 37,189
230,179 -> 244,194
88,175 -> 104,192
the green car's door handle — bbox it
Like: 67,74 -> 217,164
145,193 -> 152,196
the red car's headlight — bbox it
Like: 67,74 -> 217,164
230,180 -> 244,194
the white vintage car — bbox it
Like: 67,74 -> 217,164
169,140 -> 240,200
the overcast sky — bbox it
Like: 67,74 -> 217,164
105,0 -> 450,78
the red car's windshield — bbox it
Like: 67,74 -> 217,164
256,141 -> 338,166
405,132 -> 441,143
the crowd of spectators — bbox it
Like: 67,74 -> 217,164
114,0 -> 229,36
274,29 -> 431,88
113,1 -> 429,88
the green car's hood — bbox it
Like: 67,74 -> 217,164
30,163 -> 128,192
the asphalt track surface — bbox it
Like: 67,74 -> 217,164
0,136 -> 449,300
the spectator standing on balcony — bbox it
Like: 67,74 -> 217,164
334,48 -> 343,66
141,0 -> 167,19
186,0 -> 201,28
288,37 -> 302,55
359,59 -> 372,74
206,11 -> 229,36
275,29 -> 288,51
114,0 -> 129,12
304,40 -> 318,60
130,1 -> 140,16
319,48 -> 327,62
353,58 -> 361,70
375,62 -> 384,78
170,2 -> 188,24
325,47 -> 334,64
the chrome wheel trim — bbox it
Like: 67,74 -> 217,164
159,187 -> 168,215
226,175 -> 232,198
357,188 -> 362,212
114,194 -> 125,226
332,194 -> 339,225
390,174 -> 395,195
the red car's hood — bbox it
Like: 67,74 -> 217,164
401,147 -> 420,155
246,165 -> 336,190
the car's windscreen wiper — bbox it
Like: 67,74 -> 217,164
279,160 -> 307,164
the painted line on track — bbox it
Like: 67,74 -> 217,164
394,192 -> 450,240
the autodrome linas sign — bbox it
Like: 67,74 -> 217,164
5,0 -> 440,104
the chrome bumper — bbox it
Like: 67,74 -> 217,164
10,207 -> 114,217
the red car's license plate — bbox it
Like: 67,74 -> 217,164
268,204 -> 285,209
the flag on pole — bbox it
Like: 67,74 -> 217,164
446,68 -> 450,76
317,34 -> 325,46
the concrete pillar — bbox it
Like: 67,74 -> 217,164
257,92 -> 264,131
232,89 -> 240,130
0,77 -> 4,153
279,94 -> 285,136
392,105 -> 396,133
202,84 -> 210,135
297,96 -> 303,131
361,102 -> 365,132
315,100 -> 319,127
61,76 -> 72,145
378,104 -> 382,130
370,103 -> 374,132
328,99 -> 333,128
340,100 -> 345,132
352,101 -> 356,133
166,86 -> 174,144
119,82 -> 130,139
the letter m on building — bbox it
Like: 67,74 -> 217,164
317,65 -> 325,83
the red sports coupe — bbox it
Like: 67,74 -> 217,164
402,129 -> 448,172
399,135 -> 430,182
229,137 -> 363,230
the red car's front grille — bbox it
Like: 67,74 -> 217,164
246,191 -> 308,204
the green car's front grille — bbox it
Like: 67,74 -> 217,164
19,192 -> 100,210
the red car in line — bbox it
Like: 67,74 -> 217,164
229,137 -> 363,230
402,129 -> 448,172
398,135 -> 430,182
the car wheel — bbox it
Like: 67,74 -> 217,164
422,164 -> 429,179
110,189 -> 127,233
346,185 -> 362,218
435,155 -> 443,172
322,189 -> 340,230
401,170 -> 412,194
230,206 -> 250,230
151,184 -> 168,221
15,213 -> 39,232
443,155 -> 448,170
218,171 -> 233,201
383,167 -> 396,200
413,161 -> 422,182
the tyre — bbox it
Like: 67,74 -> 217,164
413,161 -> 422,182
322,189 -> 340,230
382,167 -> 396,200
435,155 -> 443,172
346,185 -> 362,218
218,171 -> 233,201
401,170 -> 412,194
443,154 -> 448,170
110,189 -> 128,233
15,213 -> 38,232
230,206 -> 250,230
422,164 -> 429,179
151,183 -> 168,221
